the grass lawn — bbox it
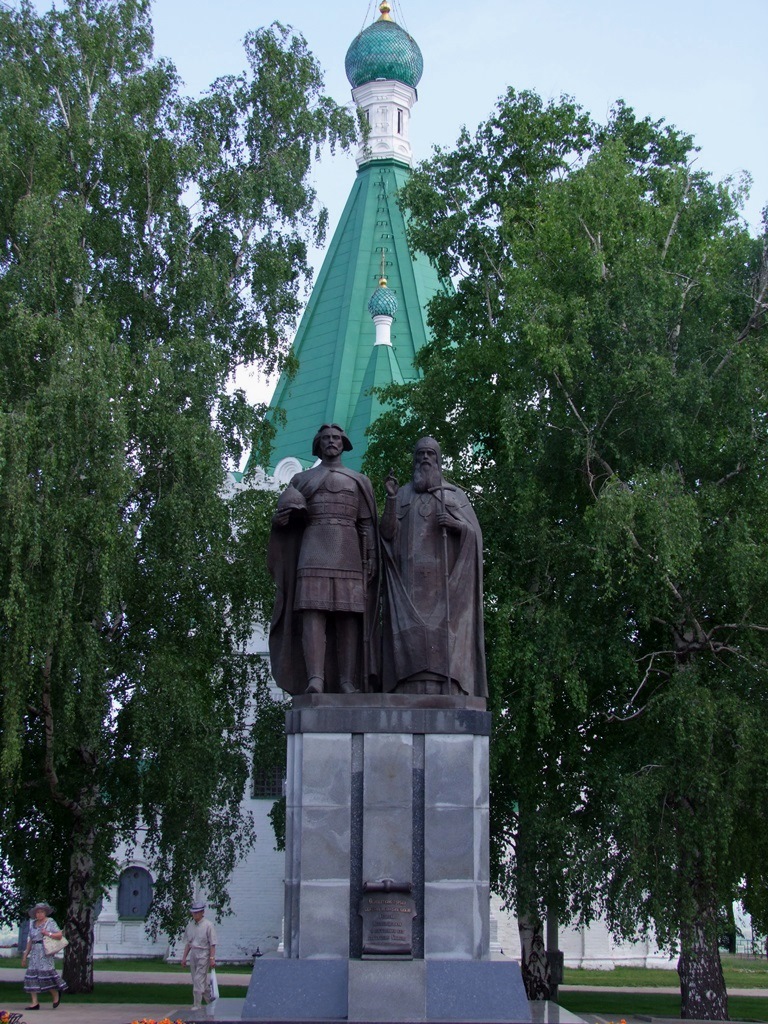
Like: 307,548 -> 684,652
0,980 -> 246,1005
563,954 -> 768,990
560,990 -> 682,1017
564,966 -> 678,987
559,990 -> 768,1022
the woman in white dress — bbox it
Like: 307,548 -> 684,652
21,902 -> 67,1010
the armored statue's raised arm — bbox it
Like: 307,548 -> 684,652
268,424 -> 379,696
380,437 -> 487,697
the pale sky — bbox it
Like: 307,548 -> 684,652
147,0 -> 767,409
151,0 -> 767,231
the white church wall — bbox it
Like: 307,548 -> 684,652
192,800 -> 285,962
559,922 -> 676,970
96,799 -> 286,963
491,896 -> 676,971
94,850 -> 170,959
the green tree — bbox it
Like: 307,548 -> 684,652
366,89 -> 768,1017
0,0 -> 355,991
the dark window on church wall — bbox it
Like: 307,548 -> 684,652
252,764 -> 284,799
117,867 -> 153,920
397,108 -> 403,134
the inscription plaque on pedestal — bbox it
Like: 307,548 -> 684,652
360,880 -> 416,957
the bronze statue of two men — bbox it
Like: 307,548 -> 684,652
268,425 -> 487,699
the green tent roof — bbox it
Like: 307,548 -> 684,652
261,158 -> 449,475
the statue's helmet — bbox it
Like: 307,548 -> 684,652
312,423 -> 353,457
276,483 -> 307,514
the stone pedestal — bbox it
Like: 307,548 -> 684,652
241,694 -> 530,1022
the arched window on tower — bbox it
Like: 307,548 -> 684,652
117,866 -> 153,921
397,108 -> 403,135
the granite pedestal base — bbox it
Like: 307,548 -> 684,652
241,695 -> 530,1022
283,695 -> 491,961
241,956 -> 532,1022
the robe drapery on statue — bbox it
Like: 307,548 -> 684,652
267,465 -> 379,695
380,481 -> 487,697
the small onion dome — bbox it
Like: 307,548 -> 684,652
368,277 -> 399,318
345,2 -> 423,90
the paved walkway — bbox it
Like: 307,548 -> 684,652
1,1003 -> 766,1024
1,967 -> 766,1024
0,967 -> 248,1024
0,1000 -> 243,1023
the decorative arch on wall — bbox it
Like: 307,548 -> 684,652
274,457 -> 304,487
117,866 -> 153,921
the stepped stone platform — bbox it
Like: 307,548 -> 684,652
175,993 -> 582,1023
179,994 -> 586,1023
232,695 -> 533,1024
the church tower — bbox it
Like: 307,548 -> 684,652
266,1 -> 447,481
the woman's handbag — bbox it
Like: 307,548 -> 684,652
43,934 -> 69,956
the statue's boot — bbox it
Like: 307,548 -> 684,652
336,613 -> 359,694
302,611 -> 326,693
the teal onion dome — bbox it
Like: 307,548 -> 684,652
345,3 -> 423,90
368,277 -> 399,318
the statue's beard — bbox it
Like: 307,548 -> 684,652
413,463 -> 442,493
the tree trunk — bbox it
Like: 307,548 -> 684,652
546,909 -> 562,1002
723,901 -> 736,955
519,913 -> 552,1000
677,904 -> 729,1020
62,823 -> 97,993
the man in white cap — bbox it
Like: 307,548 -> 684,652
180,901 -> 217,1011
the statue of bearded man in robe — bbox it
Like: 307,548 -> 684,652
379,437 -> 487,697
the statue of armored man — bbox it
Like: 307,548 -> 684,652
267,424 -> 379,696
